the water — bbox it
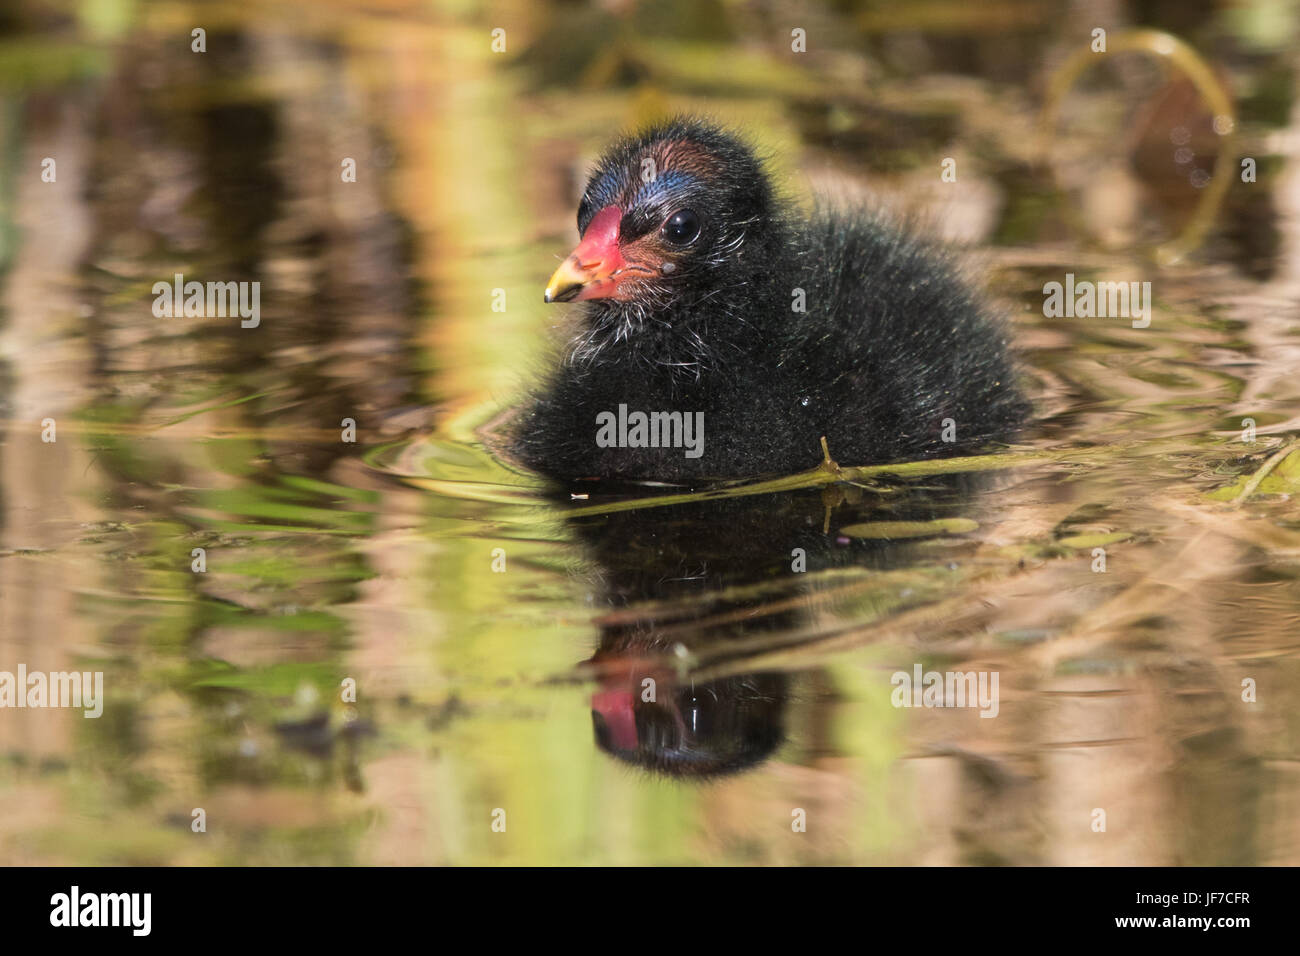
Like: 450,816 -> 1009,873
1,1 -> 1298,865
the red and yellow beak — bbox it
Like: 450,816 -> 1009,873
544,205 -> 627,303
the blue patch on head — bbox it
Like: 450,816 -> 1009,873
583,173 -> 623,215
580,165 -> 699,234
632,170 -> 695,209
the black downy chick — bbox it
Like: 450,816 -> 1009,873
507,118 -> 1030,482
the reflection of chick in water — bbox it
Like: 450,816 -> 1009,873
569,476 -> 981,778
588,652 -> 789,779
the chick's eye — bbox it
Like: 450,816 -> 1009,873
661,209 -> 700,245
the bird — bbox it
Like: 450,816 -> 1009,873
505,117 -> 1030,483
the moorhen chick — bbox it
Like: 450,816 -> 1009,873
507,117 -> 1029,482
